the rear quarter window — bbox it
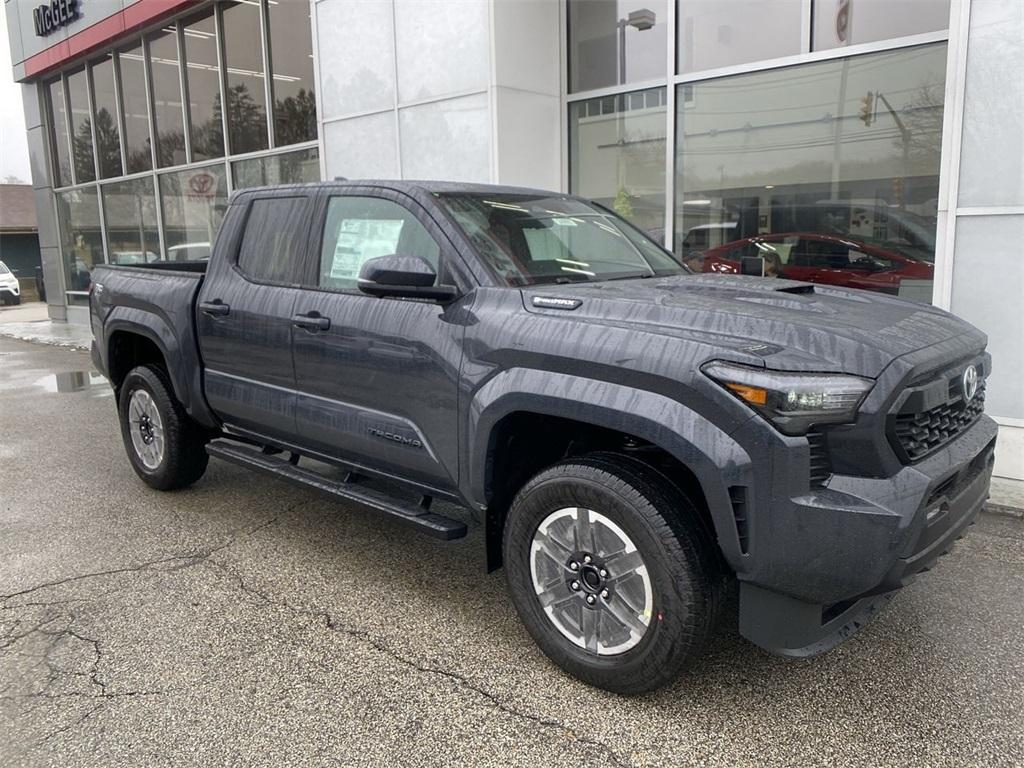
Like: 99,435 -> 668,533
236,196 -> 310,284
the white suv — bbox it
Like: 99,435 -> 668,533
0,261 -> 21,305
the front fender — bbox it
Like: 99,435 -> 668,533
463,367 -> 755,570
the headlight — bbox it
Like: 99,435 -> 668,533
703,361 -> 873,436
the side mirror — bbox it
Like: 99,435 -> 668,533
357,255 -> 458,302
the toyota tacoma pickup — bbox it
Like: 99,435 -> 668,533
90,181 -> 997,694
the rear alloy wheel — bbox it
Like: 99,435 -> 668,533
127,389 -> 166,471
118,364 -> 209,490
504,454 -> 724,694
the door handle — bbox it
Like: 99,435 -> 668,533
292,312 -> 331,331
200,300 -> 230,317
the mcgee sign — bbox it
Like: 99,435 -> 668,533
33,0 -> 81,37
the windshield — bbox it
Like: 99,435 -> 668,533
436,193 -> 686,286
0,261 -> 9,275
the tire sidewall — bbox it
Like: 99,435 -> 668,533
504,465 -> 704,691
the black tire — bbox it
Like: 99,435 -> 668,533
11,295 -> 20,306
503,453 -> 724,694
118,364 -> 209,490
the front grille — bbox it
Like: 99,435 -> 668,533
892,381 -> 986,463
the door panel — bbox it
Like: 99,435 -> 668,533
199,280 -> 300,439
291,193 -> 465,490
197,193 -> 314,440
292,294 -> 463,488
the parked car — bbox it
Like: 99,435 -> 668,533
0,260 -> 21,305
111,250 -> 161,265
167,242 -> 211,262
702,232 -> 934,295
89,181 -> 996,694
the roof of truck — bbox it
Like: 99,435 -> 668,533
230,179 -> 571,202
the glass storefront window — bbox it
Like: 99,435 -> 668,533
182,10 -> 224,161
813,0 -> 950,51
220,1 -> 269,155
568,0 -> 668,93
159,165 -> 228,261
678,1 -> 804,74
232,147 -> 320,189
569,87 -> 667,237
56,187 -> 103,292
119,42 -> 153,174
148,27 -> 187,168
102,177 -> 160,264
66,67 -> 96,183
91,54 -> 123,179
267,0 -> 317,145
674,44 -> 946,302
45,78 -> 72,187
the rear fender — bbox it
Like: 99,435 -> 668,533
104,307 -> 218,429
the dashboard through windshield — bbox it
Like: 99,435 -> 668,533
436,193 -> 686,286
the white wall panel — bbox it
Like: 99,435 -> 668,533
399,93 -> 489,181
393,0 -> 489,102
957,0 -> 1024,208
494,87 -> 561,190
316,0 -> 396,120
950,214 -> 1024,421
323,111 -> 400,180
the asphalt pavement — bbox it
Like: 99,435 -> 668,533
1,336 -> 1022,767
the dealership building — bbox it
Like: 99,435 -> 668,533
3,0 -> 1022,480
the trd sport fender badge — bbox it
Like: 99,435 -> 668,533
532,296 -> 582,310
367,426 -> 423,449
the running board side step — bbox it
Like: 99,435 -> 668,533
206,440 -> 467,540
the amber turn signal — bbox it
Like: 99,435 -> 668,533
725,382 -> 768,405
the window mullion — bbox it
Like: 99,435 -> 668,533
62,73 -> 76,186
112,51 -> 129,175
213,4 -> 232,159
260,0 -> 275,149
85,64 -> 101,182
141,35 -> 159,172
176,22 -> 193,165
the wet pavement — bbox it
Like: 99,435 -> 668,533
2,336 -> 1023,767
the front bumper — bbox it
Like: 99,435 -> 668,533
0,284 -> 20,298
738,414 -> 997,657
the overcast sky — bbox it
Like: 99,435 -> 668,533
0,11 -> 32,183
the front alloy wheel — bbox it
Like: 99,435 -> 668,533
530,506 -> 653,655
504,454 -> 724,694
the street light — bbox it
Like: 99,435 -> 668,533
618,8 -> 657,85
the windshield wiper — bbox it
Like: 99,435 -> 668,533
603,271 -> 656,281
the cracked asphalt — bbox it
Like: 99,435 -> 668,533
2,336 -> 1023,767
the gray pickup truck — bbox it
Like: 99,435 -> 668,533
90,181 -> 997,693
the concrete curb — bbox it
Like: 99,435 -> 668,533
985,503 -> 1023,520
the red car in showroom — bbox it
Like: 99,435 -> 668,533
701,232 -> 934,297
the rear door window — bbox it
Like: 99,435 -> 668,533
236,196 -> 311,284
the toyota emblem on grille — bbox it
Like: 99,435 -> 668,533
962,365 -> 979,402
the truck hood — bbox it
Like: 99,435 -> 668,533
522,274 -> 984,378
